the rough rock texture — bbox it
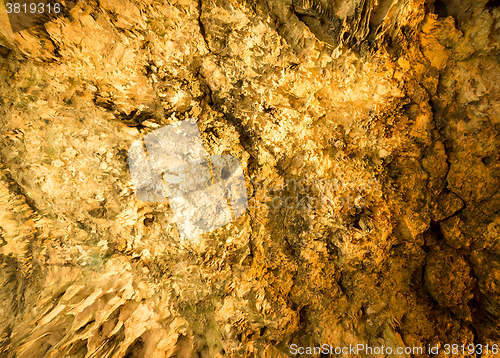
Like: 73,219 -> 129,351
0,0 -> 499,356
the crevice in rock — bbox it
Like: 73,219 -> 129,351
2,165 -> 40,216
433,0 -> 450,18
198,0 -> 210,51
485,0 -> 500,8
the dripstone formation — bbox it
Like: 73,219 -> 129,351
0,0 -> 499,356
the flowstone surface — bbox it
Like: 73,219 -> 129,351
0,0 -> 499,356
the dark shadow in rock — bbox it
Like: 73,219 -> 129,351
486,0 -> 500,8
6,0 -> 79,33
433,0 -> 449,17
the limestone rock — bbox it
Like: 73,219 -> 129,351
0,0 -> 499,356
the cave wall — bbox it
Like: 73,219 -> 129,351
0,0 -> 499,356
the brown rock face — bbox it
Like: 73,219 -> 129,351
0,0 -> 499,356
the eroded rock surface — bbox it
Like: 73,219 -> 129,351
0,0 -> 499,356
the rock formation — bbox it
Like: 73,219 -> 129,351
0,0 -> 499,356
